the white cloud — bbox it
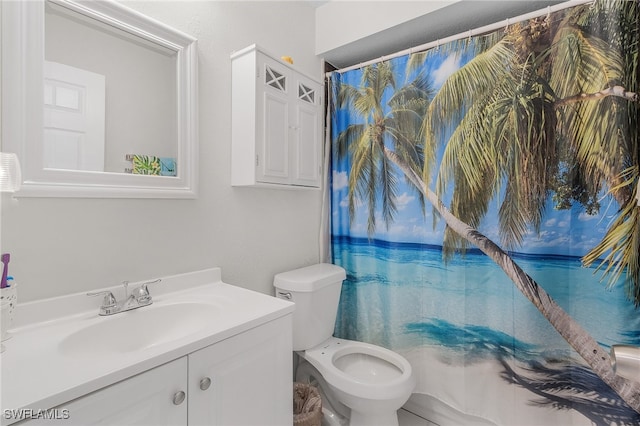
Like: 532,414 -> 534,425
544,218 -> 557,227
339,195 -> 363,209
527,234 -> 571,248
332,171 -> 348,190
478,224 -> 501,241
433,54 -> 461,86
395,192 -> 415,211
411,224 -> 442,239
389,224 -> 408,235
538,230 -> 555,239
578,212 -> 598,221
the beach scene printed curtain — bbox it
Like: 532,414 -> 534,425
330,1 -> 640,424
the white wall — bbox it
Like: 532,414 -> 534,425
316,1 -> 456,57
0,1 -> 323,303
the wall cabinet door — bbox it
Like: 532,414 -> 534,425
187,316 -> 293,426
257,54 -> 292,185
26,358 -> 188,425
291,73 -> 322,187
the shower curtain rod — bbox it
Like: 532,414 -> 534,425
325,0 -> 593,76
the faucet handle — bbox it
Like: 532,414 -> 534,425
87,290 -> 118,310
133,279 -> 161,303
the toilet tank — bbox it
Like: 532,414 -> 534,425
273,263 -> 346,351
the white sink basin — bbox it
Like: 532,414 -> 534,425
59,303 -> 219,356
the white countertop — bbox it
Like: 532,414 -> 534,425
0,268 -> 294,425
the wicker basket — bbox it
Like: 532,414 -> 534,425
293,382 -> 323,426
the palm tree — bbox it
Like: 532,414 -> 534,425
333,0 -> 640,412
334,63 -> 433,233
423,0 -> 639,301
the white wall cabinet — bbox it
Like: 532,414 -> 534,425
24,316 -> 292,425
231,44 -> 323,188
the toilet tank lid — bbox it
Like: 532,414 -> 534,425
273,263 -> 346,292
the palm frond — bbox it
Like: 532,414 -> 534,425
380,153 -> 399,229
336,83 -> 362,110
334,124 -> 365,160
583,169 -> 640,305
348,126 -> 376,228
406,31 -> 505,77
550,14 -> 634,207
425,40 -> 515,142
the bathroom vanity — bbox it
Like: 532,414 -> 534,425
0,268 -> 294,425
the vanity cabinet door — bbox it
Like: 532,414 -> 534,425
187,315 -> 293,426
24,358 -> 188,425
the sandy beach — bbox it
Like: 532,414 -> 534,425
400,346 -> 594,426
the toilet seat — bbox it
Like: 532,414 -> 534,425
302,337 -> 414,401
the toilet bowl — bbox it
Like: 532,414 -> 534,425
302,337 -> 415,426
274,264 -> 416,426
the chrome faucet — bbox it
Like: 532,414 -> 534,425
88,279 -> 161,316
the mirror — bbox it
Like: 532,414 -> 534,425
1,0 -> 198,198
44,2 -> 178,175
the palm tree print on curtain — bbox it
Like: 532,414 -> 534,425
330,1 -> 639,424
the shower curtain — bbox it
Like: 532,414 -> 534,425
329,1 -> 640,424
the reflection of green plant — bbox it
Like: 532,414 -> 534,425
334,0 -> 640,412
132,155 -> 161,175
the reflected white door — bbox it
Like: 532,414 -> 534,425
43,61 -> 105,171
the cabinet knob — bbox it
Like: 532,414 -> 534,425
200,377 -> 212,391
173,390 -> 186,405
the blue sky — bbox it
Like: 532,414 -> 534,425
330,48 -> 617,258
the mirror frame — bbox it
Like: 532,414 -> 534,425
1,0 -> 198,198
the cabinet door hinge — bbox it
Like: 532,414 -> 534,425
256,155 -> 260,167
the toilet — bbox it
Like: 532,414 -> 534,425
274,263 -> 415,426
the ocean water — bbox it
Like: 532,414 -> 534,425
332,236 -> 640,362
332,236 -> 640,423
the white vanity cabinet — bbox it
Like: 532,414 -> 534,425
20,316 -> 292,426
231,44 -> 323,188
